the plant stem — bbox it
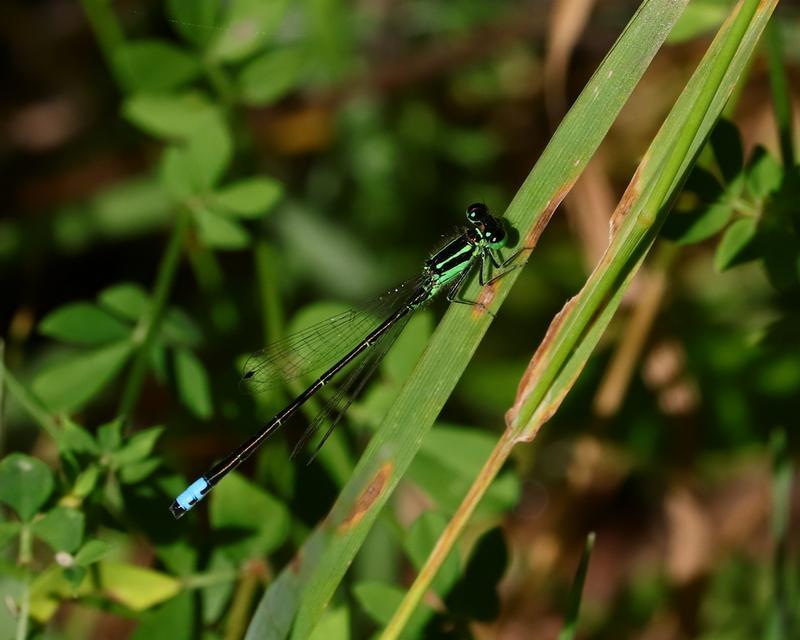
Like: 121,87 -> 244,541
254,240 -> 284,346
765,22 -> 795,168
16,526 -> 32,640
182,568 -> 242,590
205,61 -> 237,107
225,562 -> 265,640
2,365 -> 60,442
118,209 -> 190,420
79,0 -> 128,88
186,242 -> 239,333
768,429 -> 794,638
15,581 -> 29,640
381,432 -> 516,640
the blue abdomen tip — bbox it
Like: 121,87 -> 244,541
172,477 -> 211,515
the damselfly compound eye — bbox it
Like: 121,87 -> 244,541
466,202 -> 489,222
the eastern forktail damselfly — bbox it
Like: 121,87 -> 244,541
170,203 -> 518,518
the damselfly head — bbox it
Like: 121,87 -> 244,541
466,202 -> 507,249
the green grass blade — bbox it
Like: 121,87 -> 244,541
383,0 -> 777,634
245,1 -> 689,637
558,532 -> 596,640
765,22 -> 796,167
767,429 -> 795,639
507,0 -> 778,440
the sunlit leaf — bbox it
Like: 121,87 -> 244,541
98,283 -> 150,321
160,145 -> 197,202
75,540 -> 114,566
32,507 -> 85,553
174,348 -> 213,419
39,303 -> 132,346
33,341 -> 133,412
0,454 -> 54,521
193,207 -> 250,250
99,563 -> 181,611
238,48 -> 306,105
209,0 -> 289,62
72,465 -> 101,498
746,146 -> 782,201
59,420 -> 100,456
119,459 -> 161,484
185,114 -> 233,189
123,93 -> 217,140
112,427 -> 165,467
674,200 -> 734,245
714,217 -> 758,271
30,564 -> 93,622
115,39 -> 201,93
213,177 -> 284,218
161,307 -> 203,346
97,418 -> 124,452
166,0 -> 220,47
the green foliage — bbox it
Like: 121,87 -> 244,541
2,0 -> 798,638
239,49 -> 309,105
115,40 -> 202,92
0,454 -> 54,522
664,119 -> 799,284
209,472 -> 291,559
558,532 -> 596,640
32,283 -> 209,414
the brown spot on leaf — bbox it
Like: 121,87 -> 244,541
505,296 -> 578,433
473,178 -> 578,316
524,179 -> 577,249
608,161 -> 645,238
290,548 -> 305,575
338,462 -> 393,533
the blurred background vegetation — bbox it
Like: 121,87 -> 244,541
0,0 -> 798,638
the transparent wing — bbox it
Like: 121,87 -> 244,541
290,310 -> 411,461
241,277 -> 425,393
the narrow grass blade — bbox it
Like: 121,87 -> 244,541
558,532 -> 596,640
506,0 -> 778,440
245,2 -> 689,638
765,23 -> 796,167
766,429 -> 795,640
383,0 -> 777,635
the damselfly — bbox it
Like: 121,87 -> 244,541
170,203 -> 518,518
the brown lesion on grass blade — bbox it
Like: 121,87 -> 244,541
289,548 -> 305,575
505,295 -> 578,433
524,178 -> 578,249
473,178 -> 578,316
608,160 -> 645,238
337,461 -> 393,533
